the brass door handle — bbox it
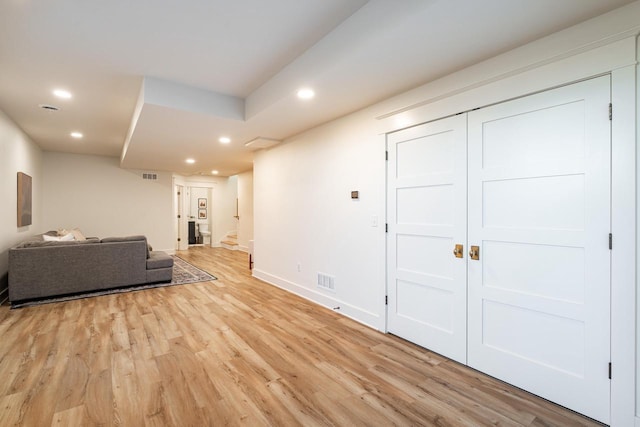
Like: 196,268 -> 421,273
453,244 -> 463,258
469,246 -> 480,260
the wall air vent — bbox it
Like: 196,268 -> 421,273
317,273 -> 336,292
142,173 -> 158,180
39,104 -> 60,111
244,137 -> 282,151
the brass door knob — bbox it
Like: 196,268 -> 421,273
469,246 -> 480,260
453,244 -> 463,258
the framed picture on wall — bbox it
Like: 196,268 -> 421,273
198,209 -> 207,219
198,198 -> 207,209
17,172 -> 32,227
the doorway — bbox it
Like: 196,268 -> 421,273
187,186 -> 212,247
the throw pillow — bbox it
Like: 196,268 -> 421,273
43,233 -> 75,242
60,232 -> 75,241
57,228 -> 86,241
70,228 -> 86,241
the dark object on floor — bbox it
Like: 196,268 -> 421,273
188,221 -> 196,244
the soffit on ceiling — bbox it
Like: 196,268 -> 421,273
0,0 -> 635,176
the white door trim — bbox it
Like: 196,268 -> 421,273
610,63 -> 636,427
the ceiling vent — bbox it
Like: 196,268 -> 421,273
244,137 -> 282,150
142,173 -> 158,180
38,104 -> 60,111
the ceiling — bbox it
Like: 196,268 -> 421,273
0,0 -> 635,177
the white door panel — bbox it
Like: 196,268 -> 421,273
480,100 -> 587,169
482,241 -> 586,303
467,76 -> 611,424
396,131 -> 455,177
387,114 -> 467,364
482,174 -> 585,230
397,185 -> 453,226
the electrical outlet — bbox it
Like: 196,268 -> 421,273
297,263 -> 301,272
372,215 -> 378,227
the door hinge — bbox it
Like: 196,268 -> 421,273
609,233 -> 612,250
385,223 -> 388,233
385,295 -> 388,305
609,103 -> 612,120
385,151 -> 388,161
609,362 -> 612,379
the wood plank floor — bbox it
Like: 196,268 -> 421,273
0,247 -> 602,426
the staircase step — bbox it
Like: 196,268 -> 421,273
220,240 -> 238,247
227,234 -> 237,239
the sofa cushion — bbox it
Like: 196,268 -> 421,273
100,236 -> 152,258
146,252 -> 173,270
15,233 -> 48,247
18,238 -> 100,248
147,266 -> 172,283
101,235 -> 146,243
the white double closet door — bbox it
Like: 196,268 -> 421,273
386,76 -> 611,423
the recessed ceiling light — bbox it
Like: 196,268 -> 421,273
53,89 -> 72,99
186,158 -> 196,164
297,88 -> 315,100
219,137 -> 231,144
211,170 -> 219,175
70,132 -> 83,139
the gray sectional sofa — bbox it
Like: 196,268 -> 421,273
8,233 -> 173,304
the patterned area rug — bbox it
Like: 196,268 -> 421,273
11,256 -> 217,309
170,256 -> 217,285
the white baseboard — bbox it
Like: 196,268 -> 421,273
252,269 -> 383,331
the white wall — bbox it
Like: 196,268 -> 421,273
237,170 -> 254,251
0,110 -> 43,301
253,108 -> 386,328
188,186 -> 211,225
219,175 -> 239,241
42,152 -> 174,251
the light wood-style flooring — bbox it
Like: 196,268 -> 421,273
0,247 -> 602,426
